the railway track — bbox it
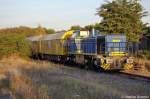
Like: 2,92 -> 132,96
32,60 -> 150,82
66,63 -> 150,82
34,59 -> 150,83
119,71 -> 150,82
65,63 -> 150,82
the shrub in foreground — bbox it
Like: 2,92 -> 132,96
0,33 -> 31,59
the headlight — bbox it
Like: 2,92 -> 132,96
127,57 -> 134,64
106,58 -> 113,64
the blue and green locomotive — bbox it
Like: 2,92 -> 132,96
28,30 -> 134,71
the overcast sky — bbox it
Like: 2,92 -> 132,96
0,0 -> 150,30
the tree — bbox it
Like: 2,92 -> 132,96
97,0 -> 148,42
34,26 -> 46,35
0,26 -> 56,58
144,26 -> 150,35
70,25 -> 81,30
46,28 -> 55,34
84,25 -> 94,31
94,23 -> 101,31
0,26 -> 56,37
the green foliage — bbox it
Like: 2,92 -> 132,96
97,0 -> 148,42
84,23 -> 102,32
0,26 -> 55,58
0,33 -> 31,59
143,26 -> 150,35
94,23 -> 102,31
34,26 -> 47,35
46,28 -> 55,34
70,25 -> 82,30
84,25 -> 94,31
0,26 -> 55,37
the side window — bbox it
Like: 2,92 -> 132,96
33,41 -> 36,48
48,41 -> 51,48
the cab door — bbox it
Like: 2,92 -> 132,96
97,37 -> 105,55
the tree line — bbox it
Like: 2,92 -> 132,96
0,26 -> 55,37
0,26 -> 55,58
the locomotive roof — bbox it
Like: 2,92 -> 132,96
42,31 -> 66,40
27,35 -> 43,41
27,31 -> 73,41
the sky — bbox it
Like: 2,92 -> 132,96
0,0 -> 150,30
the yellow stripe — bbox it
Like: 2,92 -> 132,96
110,52 -> 127,56
102,64 -> 110,70
101,64 -> 106,70
106,65 -> 110,70
100,58 -> 111,70
112,39 -> 121,42
101,64 -> 104,69
105,64 -> 110,70
104,64 -> 108,70
105,64 -> 108,70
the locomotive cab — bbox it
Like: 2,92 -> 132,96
96,35 -> 133,70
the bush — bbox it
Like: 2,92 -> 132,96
0,33 -> 31,59
137,50 -> 150,60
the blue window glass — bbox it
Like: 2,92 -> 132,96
107,42 -> 126,52
48,41 -> 51,48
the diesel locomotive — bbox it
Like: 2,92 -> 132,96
28,30 -> 134,71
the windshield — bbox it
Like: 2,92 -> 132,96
104,35 -> 127,56
107,42 -> 126,52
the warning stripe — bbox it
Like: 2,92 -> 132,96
102,64 -> 110,70
100,58 -> 111,70
105,64 -> 110,70
124,64 -> 133,70
103,64 -> 107,70
106,65 -> 110,70
104,64 -> 108,70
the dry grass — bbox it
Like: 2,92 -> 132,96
0,55 -> 50,99
134,58 -> 150,71
0,55 -> 121,99
0,55 -> 150,99
123,58 -> 150,77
